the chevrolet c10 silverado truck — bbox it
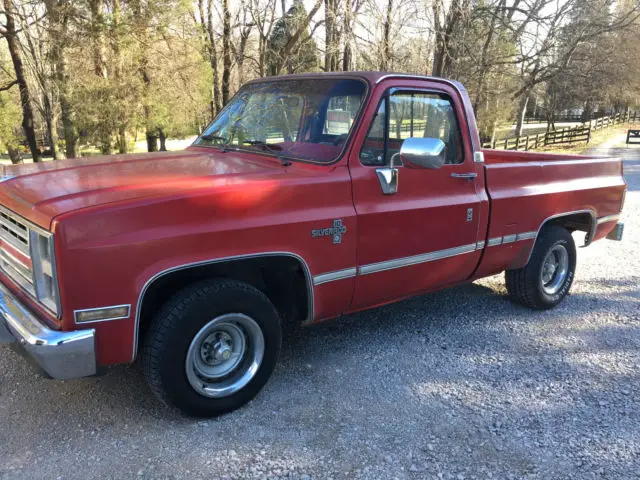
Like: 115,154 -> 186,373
0,72 -> 626,416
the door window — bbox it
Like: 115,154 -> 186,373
359,91 -> 464,166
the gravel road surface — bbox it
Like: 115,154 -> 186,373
1,142 -> 639,480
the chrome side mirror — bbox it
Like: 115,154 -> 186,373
400,137 -> 446,169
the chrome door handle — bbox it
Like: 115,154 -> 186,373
451,173 -> 477,179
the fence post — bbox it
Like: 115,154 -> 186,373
587,127 -> 591,144
525,135 -> 530,151
516,136 -> 520,150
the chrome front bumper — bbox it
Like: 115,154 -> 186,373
0,282 -> 96,379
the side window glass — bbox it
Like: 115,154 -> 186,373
359,100 -> 386,166
360,91 -> 464,166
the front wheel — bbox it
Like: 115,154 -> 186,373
505,225 -> 577,310
142,278 -> 282,417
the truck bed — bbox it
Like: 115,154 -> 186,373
472,149 -> 625,278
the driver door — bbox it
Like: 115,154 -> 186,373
350,87 -> 484,308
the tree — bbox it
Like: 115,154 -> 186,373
42,0 -> 77,158
267,0 -> 322,75
1,0 -> 41,161
324,0 -> 340,71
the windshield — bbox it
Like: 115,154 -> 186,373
195,78 -> 367,163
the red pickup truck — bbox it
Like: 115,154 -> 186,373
0,72 -> 625,416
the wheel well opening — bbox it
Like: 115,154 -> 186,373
544,212 -> 594,244
137,256 -> 311,354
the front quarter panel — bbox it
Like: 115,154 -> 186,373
54,164 -> 357,366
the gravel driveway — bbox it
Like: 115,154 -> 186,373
1,143 -> 639,480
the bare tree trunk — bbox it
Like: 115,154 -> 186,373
90,0 -> 111,153
207,1 -> 222,114
237,16 -> 251,85
159,130 -> 167,151
113,0 -> 127,154
514,93 -> 529,137
3,0 -> 41,162
381,0 -> 393,70
42,96 -> 58,159
431,0 -> 471,77
89,0 -> 108,79
324,0 -> 339,71
7,146 -> 23,164
221,0 -> 232,105
146,129 -> 158,152
342,0 -> 352,71
44,0 -> 77,159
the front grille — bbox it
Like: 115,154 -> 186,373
0,209 -> 29,255
0,207 -> 34,295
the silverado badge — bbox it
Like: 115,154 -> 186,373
312,219 -> 347,244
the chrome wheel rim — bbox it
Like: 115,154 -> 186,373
540,244 -> 569,295
185,313 -> 264,398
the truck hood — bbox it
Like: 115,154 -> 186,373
0,148 -> 286,229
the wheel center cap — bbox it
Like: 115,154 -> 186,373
214,342 -> 232,361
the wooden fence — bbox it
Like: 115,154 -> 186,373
485,111 -> 639,151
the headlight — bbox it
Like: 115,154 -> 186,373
29,229 -> 60,315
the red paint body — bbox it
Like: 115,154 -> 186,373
0,73 -> 626,367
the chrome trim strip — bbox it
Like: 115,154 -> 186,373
74,304 -> 131,324
502,234 -> 517,244
359,243 -> 478,276
488,231 -> 537,247
476,241 -> 485,249
313,268 -> 357,286
132,252 -> 314,361
596,214 -> 620,225
517,231 -> 537,241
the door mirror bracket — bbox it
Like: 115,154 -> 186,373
376,167 -> 398,195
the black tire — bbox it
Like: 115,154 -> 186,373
505,225 -> 577,310
142,278 -> 281,417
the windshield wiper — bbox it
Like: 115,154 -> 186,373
200,134 -> 227,142
241,140 -> 291,166
200,134 -> 231,152
241,140 -> 282,150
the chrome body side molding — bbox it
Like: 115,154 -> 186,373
313,268 -> 357,286
359,243 -> 478,276
487,232 -> 536,247
132,252 -> 315,361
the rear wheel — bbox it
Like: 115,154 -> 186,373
505,225 -> 576,310
142,278 -> 281,417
